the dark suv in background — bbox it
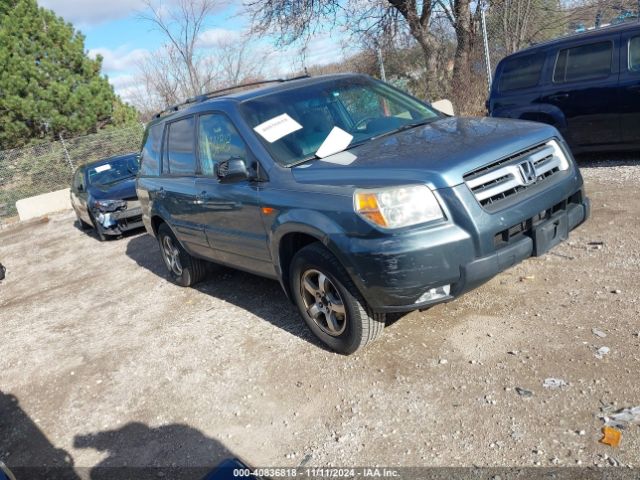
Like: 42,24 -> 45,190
137,74 -> 589,354
489,22 -> 640,153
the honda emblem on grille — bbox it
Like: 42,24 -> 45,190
518,160 -> 537,185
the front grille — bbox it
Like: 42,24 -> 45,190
464,140 -> 569,210
119,215 -> 143,229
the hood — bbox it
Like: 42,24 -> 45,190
88,176 -> 137,200
292,117 -> 560,190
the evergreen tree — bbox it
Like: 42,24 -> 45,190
0,0 -> 138,149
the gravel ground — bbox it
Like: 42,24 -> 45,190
1,158 -> 639,475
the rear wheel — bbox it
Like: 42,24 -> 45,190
290,243 -> 385,354
157,223 -> 207,287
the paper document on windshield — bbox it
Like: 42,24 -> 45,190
94,164 -> 111,173
254,114 -> 302,143
315,127 -> 354,159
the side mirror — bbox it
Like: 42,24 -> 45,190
217,158 -> 249,183
431,99 -> 455,116
77,184 -> 84,192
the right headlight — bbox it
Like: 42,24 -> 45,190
354,185 -> 444,229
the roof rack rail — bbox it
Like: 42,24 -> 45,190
153,75 -> 310,119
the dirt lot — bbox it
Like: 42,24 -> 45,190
1,157 -> 639,475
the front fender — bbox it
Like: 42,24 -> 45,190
270,209 -> 352,274
269,208 -> 365,301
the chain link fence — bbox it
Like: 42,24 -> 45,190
0,125 -> 145,221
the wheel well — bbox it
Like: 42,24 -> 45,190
279,232 -> 320,299
519,112 -> 557,127
151,215 -> 165,236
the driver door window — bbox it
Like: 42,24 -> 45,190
197,113 -> 249,176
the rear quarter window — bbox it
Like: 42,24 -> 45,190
553,41 -> 612,83
139,123 -> 163,176
498,52 -> 546,92
165,117 -> 196,175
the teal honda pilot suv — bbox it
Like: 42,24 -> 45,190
136,74 -> 590,354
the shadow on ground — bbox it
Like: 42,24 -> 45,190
575,151 -> 640,168
125,233 -> 324,349
74,422 -> 232,480
0,391 -> 79,480
74,219 -> 145,242
0,391 -> 235,480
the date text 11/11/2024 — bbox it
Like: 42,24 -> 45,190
231,467 -> 400,478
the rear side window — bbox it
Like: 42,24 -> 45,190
553,41 -> 612,83
499,53 -> 546,92
165,117 -> 196,175
198,114 -> 249,176
630,36 -> 640,72
139,123 -> 163,176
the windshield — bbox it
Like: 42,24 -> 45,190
87,155 -> 139,186
240,77 -> 440,167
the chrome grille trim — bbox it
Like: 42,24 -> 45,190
464,140 -> 569,208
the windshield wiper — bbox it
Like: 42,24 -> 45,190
368,119 -> 436,143
98,174 -> 136,186
287,139 -> 370,167
287,154 -> 320,168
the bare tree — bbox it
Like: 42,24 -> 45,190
213,37 -> 266,86
139,0 -> 222,97
245,0 -> 446,97
130,0 -> 269,117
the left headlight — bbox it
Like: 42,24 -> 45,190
93,199 -> 127,212
354,185 -> 444,229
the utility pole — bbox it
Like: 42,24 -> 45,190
376,47 -> 387,82
481,9 -> 492,93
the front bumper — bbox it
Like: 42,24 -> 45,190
339,181 -> 589,313
94,206 -> 144,236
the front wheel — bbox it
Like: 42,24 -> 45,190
157,223 -> 207,287
88,212 -> 107,241
75,213 -> 92,231
290,243 -> 385,354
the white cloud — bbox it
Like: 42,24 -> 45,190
40,0 -> 233,27
197,28 -> 242,48
89,47 -> 150,74
106,74 -> 140,102
39,0 -> 146,26
109,74 -> 138,90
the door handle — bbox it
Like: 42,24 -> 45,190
549,93 -> 569,101
629,85 -> 640,92
156,187 -> 166,199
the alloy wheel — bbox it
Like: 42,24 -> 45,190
161,235 -> 183,276
300,269 -> 347,336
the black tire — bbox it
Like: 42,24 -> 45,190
75,214 -> 91,231
157,223 -> 207,287
290,242 -> 385,354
